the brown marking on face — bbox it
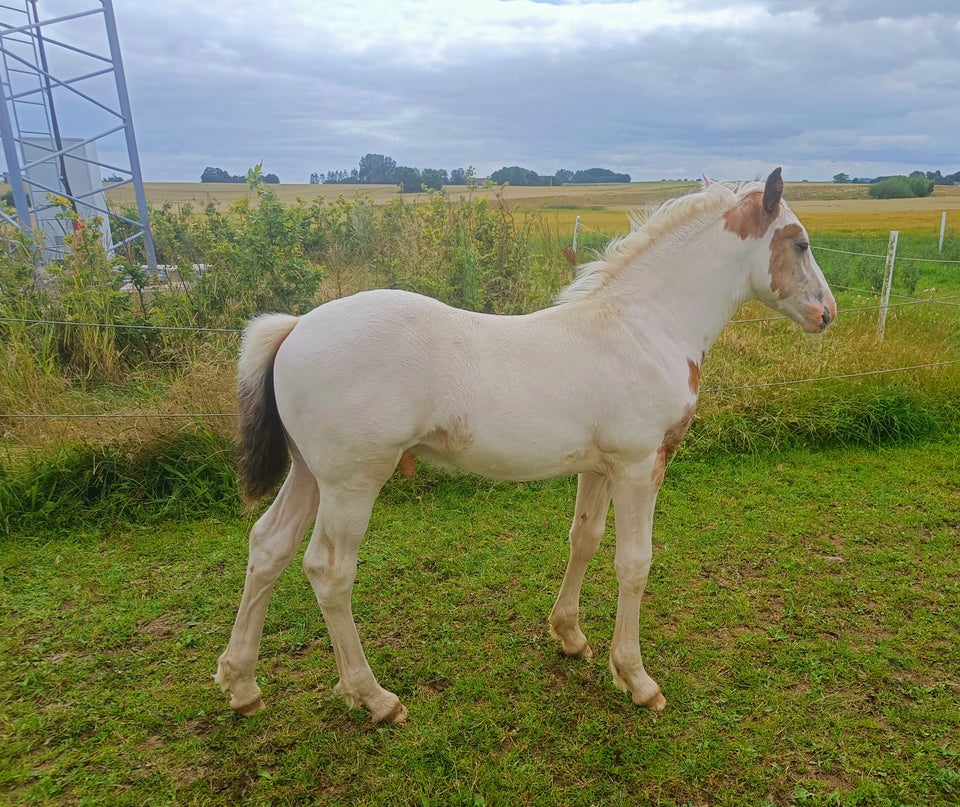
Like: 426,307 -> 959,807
651,403 -> 697,488
398,452 -> 416,477
687,357 -> 701,397
768,223 -> 806,300
722,191 -> 772,240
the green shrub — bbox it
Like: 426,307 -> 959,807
868,175 -> 934,199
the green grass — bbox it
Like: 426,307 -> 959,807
2,197 -> 960,804
2,440 -> 958,805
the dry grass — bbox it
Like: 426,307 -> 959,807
1,342 -> 238,461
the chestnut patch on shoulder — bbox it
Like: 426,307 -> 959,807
769,223 -> 805,299
723,191 -> 771,240
687,357 -> 701,396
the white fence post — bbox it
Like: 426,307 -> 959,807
877,230 -> 899,340
940,212 -> 947,254
572,215 -> 581,254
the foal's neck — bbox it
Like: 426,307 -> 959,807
611,227 -> 750,358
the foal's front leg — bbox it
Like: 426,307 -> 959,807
549,472 -> 612,658
608,467 -> 667,710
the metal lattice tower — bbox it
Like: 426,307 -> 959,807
0,0 -> 156,266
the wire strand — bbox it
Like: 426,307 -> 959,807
0,412 -> 237,419
813,245 -> 960,265
708,359 -> 960,394
0,316 -> 242,333
6,360 -> 960,420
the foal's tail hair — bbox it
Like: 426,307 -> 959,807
236,313 -> 300,503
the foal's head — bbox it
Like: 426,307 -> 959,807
724,168 -> 837,333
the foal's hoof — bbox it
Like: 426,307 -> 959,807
565,640 -> 594,659
635,689 -> 667,712
550,625 -> 593,659
233,696 -> 266,717
371,699 -> 408,725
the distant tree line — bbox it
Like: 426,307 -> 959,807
311,154 -> 632,193
833,168 -> 959,199
310,154 -> 473,193
201,166 -> 279,184
490,166 -> 631,186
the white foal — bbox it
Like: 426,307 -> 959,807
215,168 -> 836,722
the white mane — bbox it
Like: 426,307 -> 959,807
556,180 -> 764,305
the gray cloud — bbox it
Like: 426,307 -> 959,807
10,0 -> 957,182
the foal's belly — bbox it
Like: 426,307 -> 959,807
410,432 -> 609,482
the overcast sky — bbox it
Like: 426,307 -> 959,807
7,0 -> 960,183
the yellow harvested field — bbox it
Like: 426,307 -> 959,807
96,179 -> 703,210
104,182 -> 403,207
5,179 -> 959,237
787,192 -> 960,235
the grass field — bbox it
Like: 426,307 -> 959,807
2,179 -> 959,805
2,443 -> 958,805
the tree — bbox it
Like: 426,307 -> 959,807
908,173 -> 934,196
421,168 -> 445,191
554,169 -> 574,185
491,166 -> 542,186
570,168 -> 631,184
833,173 -> 851,183
450,167 -> 467,185
358,153 -> 397,184
309,172 -> 321,184
394,166 -> 421,193
201,166 -> 235,183
263,173 -> 280,184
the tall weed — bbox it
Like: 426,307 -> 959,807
3,184 -> 960,533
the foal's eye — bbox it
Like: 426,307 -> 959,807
794,241 -> 810,253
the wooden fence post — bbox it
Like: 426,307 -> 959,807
940,212 -> 947,254
877,230 -> 899,340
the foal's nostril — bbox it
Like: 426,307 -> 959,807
821,308 -> 832,329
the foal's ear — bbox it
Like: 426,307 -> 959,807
701,173 -> 713,188
762,167 -> 783,215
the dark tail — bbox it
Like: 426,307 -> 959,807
235,314 -> 300,503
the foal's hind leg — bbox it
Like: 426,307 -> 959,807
302,480 -> 406,724
549,472 -> 612,658
216,455 -> 319,715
